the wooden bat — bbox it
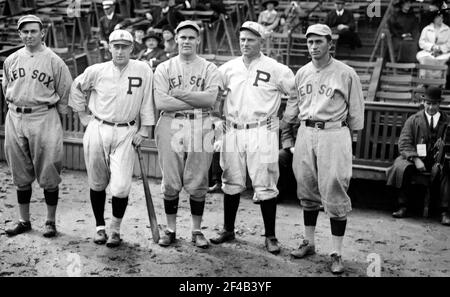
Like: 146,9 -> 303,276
135,146 -> 160,243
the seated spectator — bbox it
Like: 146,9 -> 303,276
386,86 -> 450,226
99,0 -> 125,50
162,25 -> 178,59
420,0 -> 450,30
325,0 -> 362,49
148,0 -> 185,29
258,0 -> 281,34
138,33 -> 167,71
388,0 -> 420,62
280,1 -> 308,34
131,24 -> 148,59
417,10 -> 450,78
186,0 -> 227,22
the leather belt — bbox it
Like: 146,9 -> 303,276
301,120 -> 347,130
162,111 -> 210,119
9,103 -> 56,113
226,118 -> 273,130
94,116 -> 135,127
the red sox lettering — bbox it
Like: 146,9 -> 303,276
168,75 -> 206,90
8,68 -> 54,88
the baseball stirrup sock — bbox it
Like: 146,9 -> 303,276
164,197 -> 179,215
260,198 -> 277,237
304,210 -> 319,226
190,198 -> 205,216
90,189 -> 106,227
330,218 -> 347,237
112,196 -> 128,219
224,194 -> 240,232
44,188 -> 59,206
17,189 -> 32,204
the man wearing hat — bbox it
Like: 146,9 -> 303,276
138,33 -> 167,71
149,0 -> 185,29
69,29 -> 156,247
387,86 -> 450,226
258,0 -> 281,33
325,0 -> 361,49
153,20 -> 221,248
281,23 -> 364,273
210,21 -> 296,254
3,15 -> 73,237
99,0 -> 125,57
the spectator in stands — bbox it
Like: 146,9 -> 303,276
99,1 -> 124,49
131,24 -> 148,59
280,1 -> 307,34
186,0 -> 227,22
388,0 -> 420,62
387,86 -> 450,226
419,0 -> 450,30
162,25 -> 178,59
416,9 -> 450,78
117,0 -> 142,18
258,0 -> 281,34
148,0 -> 186,29
325,0 -> 362,49
138,33 -> 167,71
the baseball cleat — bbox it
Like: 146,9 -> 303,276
210,230 -> 235,244
5,221 -> 32,236
94,229 -> 108,244
330,253 -> 345,274
290,240 -> 316,258
265,236 -> 280,254
106,232 -> 122,248
158,230 -> 176,247
43,221 -> 57,238
192,231 -> 209,248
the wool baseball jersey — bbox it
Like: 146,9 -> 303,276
2,46 -> 73,114
153,55 -> 221,112
69,59 -> 155,126
218,53 -> 296,122
283,57 -> 364,130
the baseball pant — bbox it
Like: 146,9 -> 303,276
155,115 -> 214,200
4,107 -> 63,190
293,125 -> 352,218
83,119 -> 137,198
220,125 -> 279,200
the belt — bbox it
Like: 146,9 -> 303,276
226,118 -> 273,130
162,111 -> 210,119
8,103 -> 56,113
301,120 -> 347,130
94,116 -> 135,127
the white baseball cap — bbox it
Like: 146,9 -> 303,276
102,0 -> 115,8
239,21 -> 265,38
109,29 -> 133,44
305,24 -> 332,38
175,20 -> 201,34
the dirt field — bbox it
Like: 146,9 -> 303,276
0,161 -> 449,277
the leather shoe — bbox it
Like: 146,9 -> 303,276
330,253 -> 345,274
265,236 -> 280,254
392,207 -> 407,218
441,212 -> 450,226
192,231 -> 209,248
290,239 -> 315,258
158,230 -> 176,247
210,230 -> 235,244
94,229 -> 108,244
5,221 -> 32,236
106,232 -> 121,248
43,221 -> 57,238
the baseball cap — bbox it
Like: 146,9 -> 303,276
109,29 -> 133,44
239,21 -> 265,38
175,20 -> 201,34
17,14 -> 43,30
102,0 -> 115,8
305,24 -> 332,38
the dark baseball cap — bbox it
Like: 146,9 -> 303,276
17,14 -> 43,30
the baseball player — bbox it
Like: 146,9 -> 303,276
3,15 -> 73,237
153,20 -> 221,248
69,29 -> 155,248
281,24 -> 364,274
210,21 -> 296,254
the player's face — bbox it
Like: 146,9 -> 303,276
176,28 -> 200,56
423,101 -> 440,116
19,23 -> 44,49
307,35 -> 331,61
239,30 -> 262,59
145,38 -> 158,49
109,42 -> 133,66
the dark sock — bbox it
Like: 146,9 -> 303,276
164,197 -> 179,215
260,198 -> 277,237
330,218 -> 347,237
90,189 -> 106,227
224,194 -> 240,232
17,189 -> 32,205
44,188 -> 59,206
304,210 -> 319,226
190,198 -> 205,216
112,196 -> 128,219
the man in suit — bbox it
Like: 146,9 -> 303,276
149,0 -> 186,29
325,0 -> 361,49
99,0 -> 125,58
387,86 -> 450,226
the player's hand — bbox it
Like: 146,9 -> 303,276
289,147 -> 295,154
337,24 -> 346,31
414,157 -> 426,172
267,118 -> 279,132
78,111 -> 93,127
213,140 -> 223,152
132,132 -> 147,147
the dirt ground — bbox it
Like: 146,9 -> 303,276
0,161 -> 449,277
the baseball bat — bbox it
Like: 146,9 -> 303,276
135,146 -> 160,243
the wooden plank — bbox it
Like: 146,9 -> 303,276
363,109 -> 373,159
371,111 -> 381,160
379,110 -> 389,161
